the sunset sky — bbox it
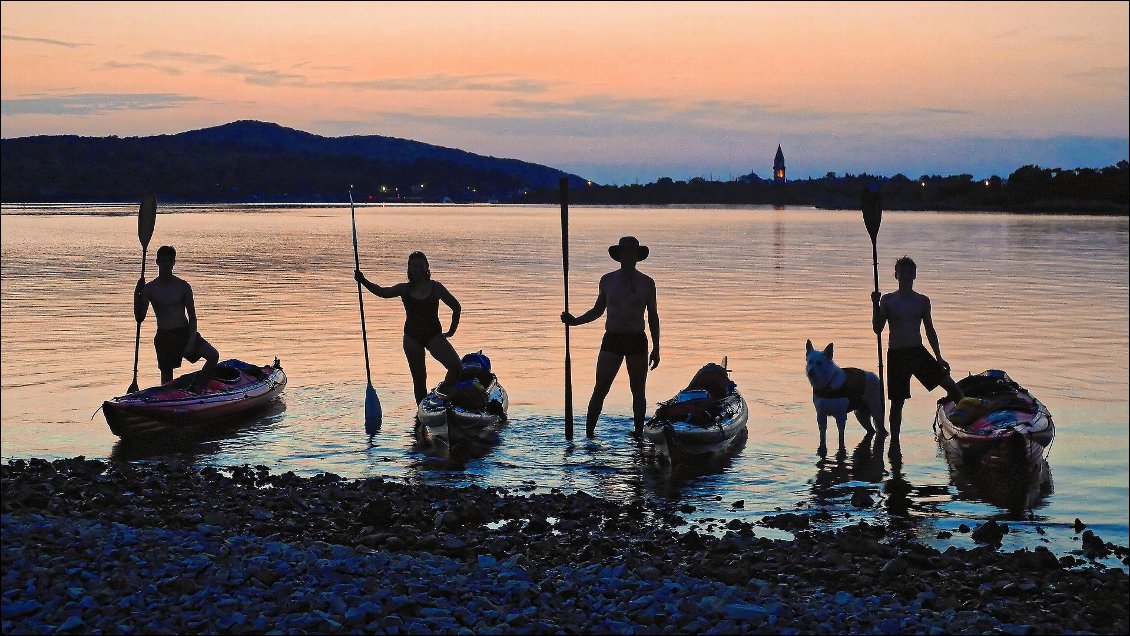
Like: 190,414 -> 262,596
2,1 -> 1127,184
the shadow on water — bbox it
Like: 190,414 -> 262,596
108,399 -> 288,462
640,428 -> 749,501
408,417 -> 502,469
940,437 -> 1054,519
808,432 -> 951,524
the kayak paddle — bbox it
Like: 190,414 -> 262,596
560,178 -> 574,440
350,188 -> 383,432
128,195 -> 157,394
862,183 -> 886,405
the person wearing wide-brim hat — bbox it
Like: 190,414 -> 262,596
562,236 -> 661,438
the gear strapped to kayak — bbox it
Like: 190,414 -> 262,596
418,351 -> 509,445
645,359 -> 748,460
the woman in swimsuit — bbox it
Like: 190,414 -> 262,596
355,251 -> 462,404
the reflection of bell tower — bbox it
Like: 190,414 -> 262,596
773,144 -> 786,183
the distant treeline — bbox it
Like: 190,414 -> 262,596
524,162 -> 1129,214
0,120 -> 583,204
1,121 -> 1125,213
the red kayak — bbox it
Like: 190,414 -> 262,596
103,358 -> 287,440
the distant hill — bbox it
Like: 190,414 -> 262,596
0,120 -> 588,203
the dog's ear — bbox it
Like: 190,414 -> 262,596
806,339 -> 813,353
823,343 -> 834,359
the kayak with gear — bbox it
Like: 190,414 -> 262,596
644,358 -> 748,460
417,351 -> 508,445
935,369 -> 1054,469
103,358 -> 287,440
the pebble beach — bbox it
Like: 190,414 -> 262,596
2,457 -> 1127,635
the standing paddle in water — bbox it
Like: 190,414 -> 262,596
355,252 -> 463,406
560,178 -> 575,440
861,183 -> 886,406
561,236 -> 661,438
349,189 -> 382,431
128,196 -> 157,393
134,245 -> 220,391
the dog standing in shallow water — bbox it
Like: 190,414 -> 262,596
805,340 -> 886,454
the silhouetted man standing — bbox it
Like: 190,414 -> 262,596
562,236 -> 660,438
872,255 -> 963,449
134,245 -> 219,389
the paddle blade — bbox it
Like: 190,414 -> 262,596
364,383 -> 382,432
127,381 -> 138,394
138,196 -> 157,249
861,183 -> 882,240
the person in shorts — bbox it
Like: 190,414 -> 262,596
562,236 -> 661,438
355,251 -> 462,405
872,256 -> 963,447
135,245 -> 220,390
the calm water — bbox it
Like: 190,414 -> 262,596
2,204 -> 1127,563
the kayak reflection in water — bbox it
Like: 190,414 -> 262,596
133,245 -> 220,390
355,251 -> 462,404
562,236 -> 661,438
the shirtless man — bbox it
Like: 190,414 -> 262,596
561,236 -> 661,438
872,256 -> 963,444
134,245 -> 219,388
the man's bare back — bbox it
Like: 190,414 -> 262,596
600,269 -> 654,333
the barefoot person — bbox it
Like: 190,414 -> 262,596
355,251 -> 462,404
561,236 -> 661,438
871,256 -> 963,445
134,245 -> 220,389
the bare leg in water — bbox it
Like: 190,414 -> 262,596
585,351 -> 625,438
625,352 -> 649,436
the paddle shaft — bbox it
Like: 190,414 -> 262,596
128,196 -> 157,393
560,178 -> 574,440
350,191 -> 374,385
129,248 -> 147,391
871,237 -> 886,404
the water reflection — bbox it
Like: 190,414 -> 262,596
2,206 -> 1126,559
940,436 -> 1054,518
810,432 -> 893,510
641,429 -> 748,500
410,417 -> 501,466
108,399 -> 288,462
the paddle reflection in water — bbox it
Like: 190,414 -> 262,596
810,432 -> 886,506
808,432 -> 952,524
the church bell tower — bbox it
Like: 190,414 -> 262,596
773,144 -> 786,183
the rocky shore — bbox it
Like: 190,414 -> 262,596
3,457 -> 1128,635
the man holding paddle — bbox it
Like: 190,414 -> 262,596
134,245 -> 219,390
561,236 -> 660,438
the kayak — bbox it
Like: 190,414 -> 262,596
103,358 -> 287,440
417,352 -> 508,445
644,359 -> 748,460
935,369 -> 1054,469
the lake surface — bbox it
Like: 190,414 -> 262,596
2,204 -> 1127,564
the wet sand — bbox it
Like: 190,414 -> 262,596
3,457 -> 1127,634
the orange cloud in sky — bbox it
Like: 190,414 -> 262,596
2,1 -> 1127,181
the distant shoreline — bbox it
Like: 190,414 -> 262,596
1,200 -> 1127,216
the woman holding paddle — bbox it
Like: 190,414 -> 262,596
355,252 -> 462,405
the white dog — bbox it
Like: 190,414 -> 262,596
805,339 -> 886,453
